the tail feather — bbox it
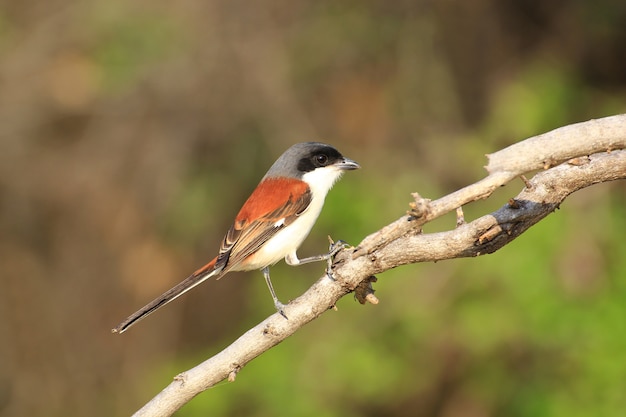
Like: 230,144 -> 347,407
112,257 -> 220,334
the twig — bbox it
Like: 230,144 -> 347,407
132,115 -> 626,417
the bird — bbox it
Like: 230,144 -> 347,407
112,142 -> 360,334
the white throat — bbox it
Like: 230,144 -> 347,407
301,165 -> 345,198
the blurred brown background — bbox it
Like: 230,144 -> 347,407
1,1 -> 626,416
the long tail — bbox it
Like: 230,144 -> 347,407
112,257 -> 220,334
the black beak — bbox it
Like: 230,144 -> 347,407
336,157 -> 360,170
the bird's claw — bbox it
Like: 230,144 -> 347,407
275,300 -> 288,319
329,239 -> 349,256
326,239 -> 350,280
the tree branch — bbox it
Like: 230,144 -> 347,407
132,114 -> 626,417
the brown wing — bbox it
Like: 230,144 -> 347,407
214,177 -> 312,273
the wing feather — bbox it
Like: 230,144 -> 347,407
214,178 -> 311,273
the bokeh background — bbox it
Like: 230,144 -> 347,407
1,1 -> 626,416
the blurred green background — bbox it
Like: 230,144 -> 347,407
1,1 -> 625,416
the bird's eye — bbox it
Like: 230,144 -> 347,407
314,154 -> 328,166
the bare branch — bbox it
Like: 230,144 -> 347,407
132,114 -> 626,417
354,114 -> 626,257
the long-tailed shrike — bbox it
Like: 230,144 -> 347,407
112,142 -> 359,333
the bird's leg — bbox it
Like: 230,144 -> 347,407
262,266 -> 287,319
284,239 -> 350,280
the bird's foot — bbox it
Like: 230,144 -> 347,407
275,300 -> 288,319
326,239 -> 350,280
